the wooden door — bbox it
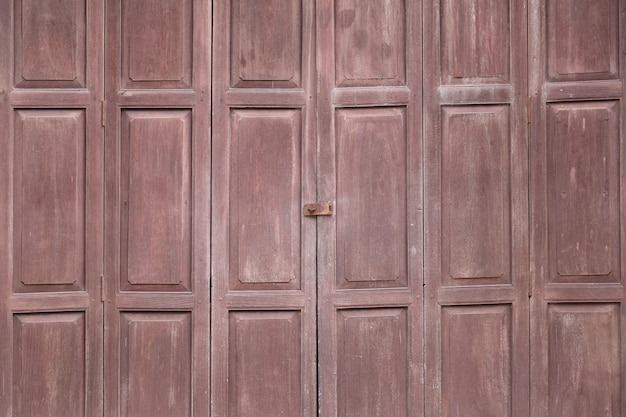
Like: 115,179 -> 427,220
423,1 -> 530,416
212,1 -> 422,416
316,1 -> 423,416
0,1 -> 104,416
211,1 -> 317,417
103,1 -> 211,416
529,0 -> 626,416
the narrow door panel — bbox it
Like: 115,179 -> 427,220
104,1 -> 211,416
424,1 -> 530,416
13,110 -> 86,291
317,1 -> 423,416
530,1 -> 626,416
120,110 -> 192,290
212,1 -> 316,416
0,1 -> 104,416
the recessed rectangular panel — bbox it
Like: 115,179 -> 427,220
229,110 -> 301,290
121,0 -> 192,88
547,0 -> 618,81
229,311 -> 302,417
121,110 -> 192,291
442,0 -> 509,82
120,313 -> 192,417
231,0 -> 302,87
442,106 -> 509,282
15,0 -> 85,87
548,103 -> 619,282
14,110 -> 85,292
548,304 -> 620,417
335,0 -> 406,86
336,108 -> 407,289
13,313 -> 85,417
441,305 -> 512,417
337,309 -> 408,417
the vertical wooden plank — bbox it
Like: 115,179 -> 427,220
0,2 -> 10,411
212,0 -> 316,416
1,1 -> 104,416
105,1 -> 211,416
530,0 -> 626,416
317,1 -> 422,416
424,1 -> 529,417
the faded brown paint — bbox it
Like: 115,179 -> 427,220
0,1 -> 104,417
530,1 -> 626,416
104,1 -> 211,417
317,1 -> 423,417
2,1 -> 626,417
424,1 -> 530,417
211,1 -> 316,417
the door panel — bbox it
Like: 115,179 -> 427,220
14,0 -> 86,88
530,1 -> 626,415
441,306 -> 512,417
0,1 -> 104,416
104,1 -> 210,416
316,1 -> 423,416
211,1 -> 317,416
424,1 -> 530,416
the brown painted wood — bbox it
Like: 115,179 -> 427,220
211,1 -> 317,417
316,1 -> 423,416
104,1 -> 211,416
0,1 -> 104,416
529,0 -> 626,416
2,3 -> 626,417
424,1 -> 530,417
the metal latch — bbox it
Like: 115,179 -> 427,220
303,203 -> 332,216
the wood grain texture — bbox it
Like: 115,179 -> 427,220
122,0 -> 193,88
105,2 -> 211,417
529,1 -> 626,416
442,106 -> 509,283
13,110 -> 85,291
547,0 -> 618,81
336,107 -> 407,288
548,102 -> 619,281
442,0 -> 509,83
120,110 -> 192,291
13,313 -> 85,417
231,0 -> 302,87
228,311 -> 302,417
441,306 -> 512,417
317,1 -> 423,416
229,109 -> 302,289
15,0 -> 85,87
337,309 -> 408,417
424,1 -> 529,416
212,1 -> 316,416
1,1 -> 104,416
120,313 -> 192,417
548,304 -> 620,417
334,0 -> 406,86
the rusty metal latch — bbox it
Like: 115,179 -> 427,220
303,202 -> 332,216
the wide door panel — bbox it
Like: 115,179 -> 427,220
0,1 -> 104,416
211,1 -> 317,416
104,1 -> 211,416
424,0 -> 530,416
530,1 -> 626,415
316,1 -> 423,416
